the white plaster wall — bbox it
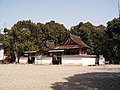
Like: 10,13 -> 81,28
19,56 -> 52,65
62,55 -> 82,65
20,55 -> 104,66
0,49 -> 4,60
82,58 -> 96,66
19,57 -> 28,64
35,56 -> 52,65
62,55 -> 96,66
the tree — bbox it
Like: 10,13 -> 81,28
3,20 -> 39,63
105,18 -> 120,64
70,22 -> 95,54
36,23 -> 47,48
3,20 -> 69,63
70,22 -> 107,55
44,21 -> 69,45
92,25 -> 108,61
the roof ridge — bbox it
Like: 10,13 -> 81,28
70,34 -> 90,48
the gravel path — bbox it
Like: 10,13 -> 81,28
0,64 -> 120,90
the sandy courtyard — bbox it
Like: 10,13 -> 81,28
0,64 -> 120,90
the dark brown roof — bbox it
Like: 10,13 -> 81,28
54,34 -> 90,50
42,48 -> 50,52
42,34 -> 89,52
70,34 -> 90,48
46,41 -> 55,49
39,41 -> 55,52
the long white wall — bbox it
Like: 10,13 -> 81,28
35,56 -> 52,65
62,55 -> 96,66
19,57 -> 28,64
19,55 -> 105,66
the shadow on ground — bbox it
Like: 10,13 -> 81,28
51,72 -> 120,90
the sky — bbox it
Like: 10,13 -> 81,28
0,0 -> 119,31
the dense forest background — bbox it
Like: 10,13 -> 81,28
0,18 -> 120,64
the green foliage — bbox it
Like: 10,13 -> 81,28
70,22 -> 107,55
44,21 -> 69,45
3,20 -> 68,60
2,18 -> 120,64
105,18 -> 120,63
92,25 -> 107,55
3,20 -> 38,58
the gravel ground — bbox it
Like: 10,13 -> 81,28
0,64 -> 120,90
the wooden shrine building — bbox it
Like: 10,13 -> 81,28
53,34 -> 90,55
19,34 -> 105,66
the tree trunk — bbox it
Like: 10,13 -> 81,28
14,51 -> 19,63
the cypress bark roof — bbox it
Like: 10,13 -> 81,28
46,41 -> 55,49
54,34 -> 90,49
43,34 -> 90,51
69,34 -> 90,48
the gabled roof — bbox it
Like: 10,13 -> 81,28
39,41 -> 55,52
41,34 -> 89,52
46,41 -> 55,49
63,34 -> 90,48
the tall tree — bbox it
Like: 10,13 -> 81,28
4,20 -> 39,63
70,22 -> 95,54
36,23 -> 46,48
70,22 -> 107,55
44,21 -> 69,45
3,20 -> 69,63
92,25 -> 107,55
105,18 -> 120,63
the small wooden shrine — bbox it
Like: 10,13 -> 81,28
39,34 -> 90,56
53,34 -> 90,55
